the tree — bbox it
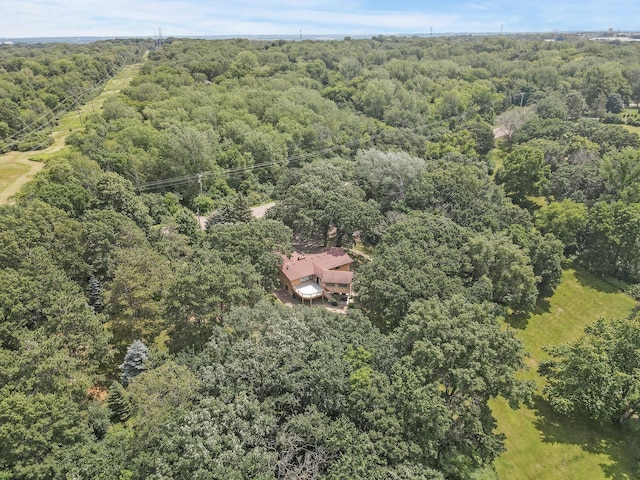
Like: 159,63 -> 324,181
404,161 -> 522,232
125,360 -> 200,446
205,194 -> 252,228
583,62 -> 631,111
540,313 -> 640,426
566,91 -> 586,120
578,201 -> 640,282
0,390 -> 91,480
534,93 -> 568,120
535,200 -> 588,252
494,107 -> 535,146
468,232 -> 538,311
354,149 -> 427,212
600,147 -> 640,203
496,145 -> 549,205
546,159 -> 606,205
269,161 -> 380,247
394,296 -> 533,474
105,246 -> 173,350
464,121 -> 495,155
606,93 -> 624,114
88,275 -> 106,312
88,172 -> 150,229
81,209 -> 148,279
119,340 -> 148,387
355,213 -> 472,331
205,219 -> 292,290
165,251 -> 264,353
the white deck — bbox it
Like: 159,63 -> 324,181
294,282 -> 324,299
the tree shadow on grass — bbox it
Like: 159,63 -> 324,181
532,394 -> 638,479
504,299 -> 551,330
572,266 -> 626,295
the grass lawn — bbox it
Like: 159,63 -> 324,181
0,163 -> 30,192
622,124 -> 640,136
491,267 -> 638,479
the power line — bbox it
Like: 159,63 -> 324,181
135,92 -> 526,192
1,53 -> 132,150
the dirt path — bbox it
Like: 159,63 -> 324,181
0,62 -> 143,205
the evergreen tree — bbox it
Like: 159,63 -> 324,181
87,275 -> 105,313
119,340 -> 148,387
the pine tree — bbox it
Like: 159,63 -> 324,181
87,275 -> 105,313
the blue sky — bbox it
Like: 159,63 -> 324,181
2,0 -> 640,38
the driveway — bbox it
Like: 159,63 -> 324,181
250,201 -> 276,219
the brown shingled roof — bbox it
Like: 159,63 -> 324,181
280,247 -> 353,283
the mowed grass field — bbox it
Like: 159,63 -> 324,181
0,62 -> 142,205
491,267 -> 638,479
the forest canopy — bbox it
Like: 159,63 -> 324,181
2,33 -> 640,479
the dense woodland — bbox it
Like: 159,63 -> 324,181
2,34 -> 640,479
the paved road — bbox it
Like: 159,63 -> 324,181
196,201 -> 276,230
251,201 -> 276,219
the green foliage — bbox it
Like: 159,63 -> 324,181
165,250 -> 264,353
357,212 -> 539,330
0,390 -> 91,480
270,160 -> 381,246
205,194 -> 252,227
405,160 -> 528,232
468,232 -> 538,310
89,172 -> 151,228
540,313 -> 640,426
606,93 -> 624,114
205,219 -> 292,290
579,201 -> 640,282
6,34 -> 640,479
0,40 -> 148,153
496,145 -> 550,205
81,208 -> 148,278
395,296 -> 533,471
600,147 -> 640,203
535,199 -> 588,251
355,149 -> 426,212
105,246 -> 173,350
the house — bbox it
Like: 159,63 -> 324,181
279,247 -> 354,305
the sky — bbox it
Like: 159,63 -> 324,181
1,0 -> 640,39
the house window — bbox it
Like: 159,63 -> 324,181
324,282 -> 336,287
300,275 -> 314,283
338,283 -> 349,288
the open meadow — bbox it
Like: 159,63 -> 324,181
492,267 -> 638,479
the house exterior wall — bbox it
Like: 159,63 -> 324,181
279,270 -> 294,294
321,282 -> 351,294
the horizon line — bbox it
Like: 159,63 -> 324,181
1,29 -> 637,42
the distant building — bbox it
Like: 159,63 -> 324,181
279,247 -> 353,305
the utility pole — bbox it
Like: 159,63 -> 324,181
299,29 -> 302,41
